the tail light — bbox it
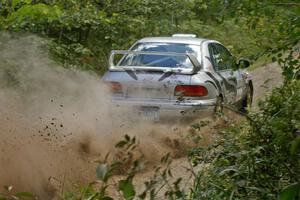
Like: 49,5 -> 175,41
174,85 -> 208,97
109,82 -> 123,93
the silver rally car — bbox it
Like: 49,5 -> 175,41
103,34 -> 253,121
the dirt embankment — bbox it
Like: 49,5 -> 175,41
0,34 -> 283,199
251,62 -> 282,105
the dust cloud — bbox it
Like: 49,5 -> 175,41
0,33 -> 206,199
0,33 -> 117,198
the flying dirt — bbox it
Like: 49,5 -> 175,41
0,33 -> 116,198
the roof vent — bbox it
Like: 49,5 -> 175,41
172,34 -> 197,38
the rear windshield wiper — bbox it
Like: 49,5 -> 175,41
120,67 -> 138,80
158,68 -> 183,81
119,66 -> 184,81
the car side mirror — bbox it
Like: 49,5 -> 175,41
237,59 -> 250,69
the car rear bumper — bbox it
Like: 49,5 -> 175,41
110,97 -> 217,120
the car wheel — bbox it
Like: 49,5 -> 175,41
241,81 -> 253,113
214,95 -> 224,116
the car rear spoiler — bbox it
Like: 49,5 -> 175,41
109,50 -> 201,74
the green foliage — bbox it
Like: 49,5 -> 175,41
186,3 -> 300,199
118,177 -> 135,200
0,0 -> 195,72
280,183 -> 300,200
7,3 -> 62,29
1,0 -> 299,73
189,76 -> 300,199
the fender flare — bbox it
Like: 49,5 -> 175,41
204,71 -> 224,97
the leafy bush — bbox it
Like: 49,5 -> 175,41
2,0 -> 299,73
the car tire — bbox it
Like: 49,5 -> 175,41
241,81 -> 253,113
214,95 -> 224,116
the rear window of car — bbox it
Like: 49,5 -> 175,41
131,42 -> 200,55
118,42 -> 201,69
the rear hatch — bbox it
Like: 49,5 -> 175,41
107,71 -> 191,100
106,50 -> 200,101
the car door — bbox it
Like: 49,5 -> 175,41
208,43 -> 241,104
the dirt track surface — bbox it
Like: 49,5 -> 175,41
0,34 -> 283,199
251,63 -> 283,106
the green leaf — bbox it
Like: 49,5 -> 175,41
219,167 -> 238,176
291,137 -> 300,156
115,140 -> 127,148
279,183 -> 300,200
12,0 -> 21,8
13,0 -> 32,6
125,134 -> 130,141
96,163 -> 108,181
119,179 -> 135,200
86,192 -> 99,200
